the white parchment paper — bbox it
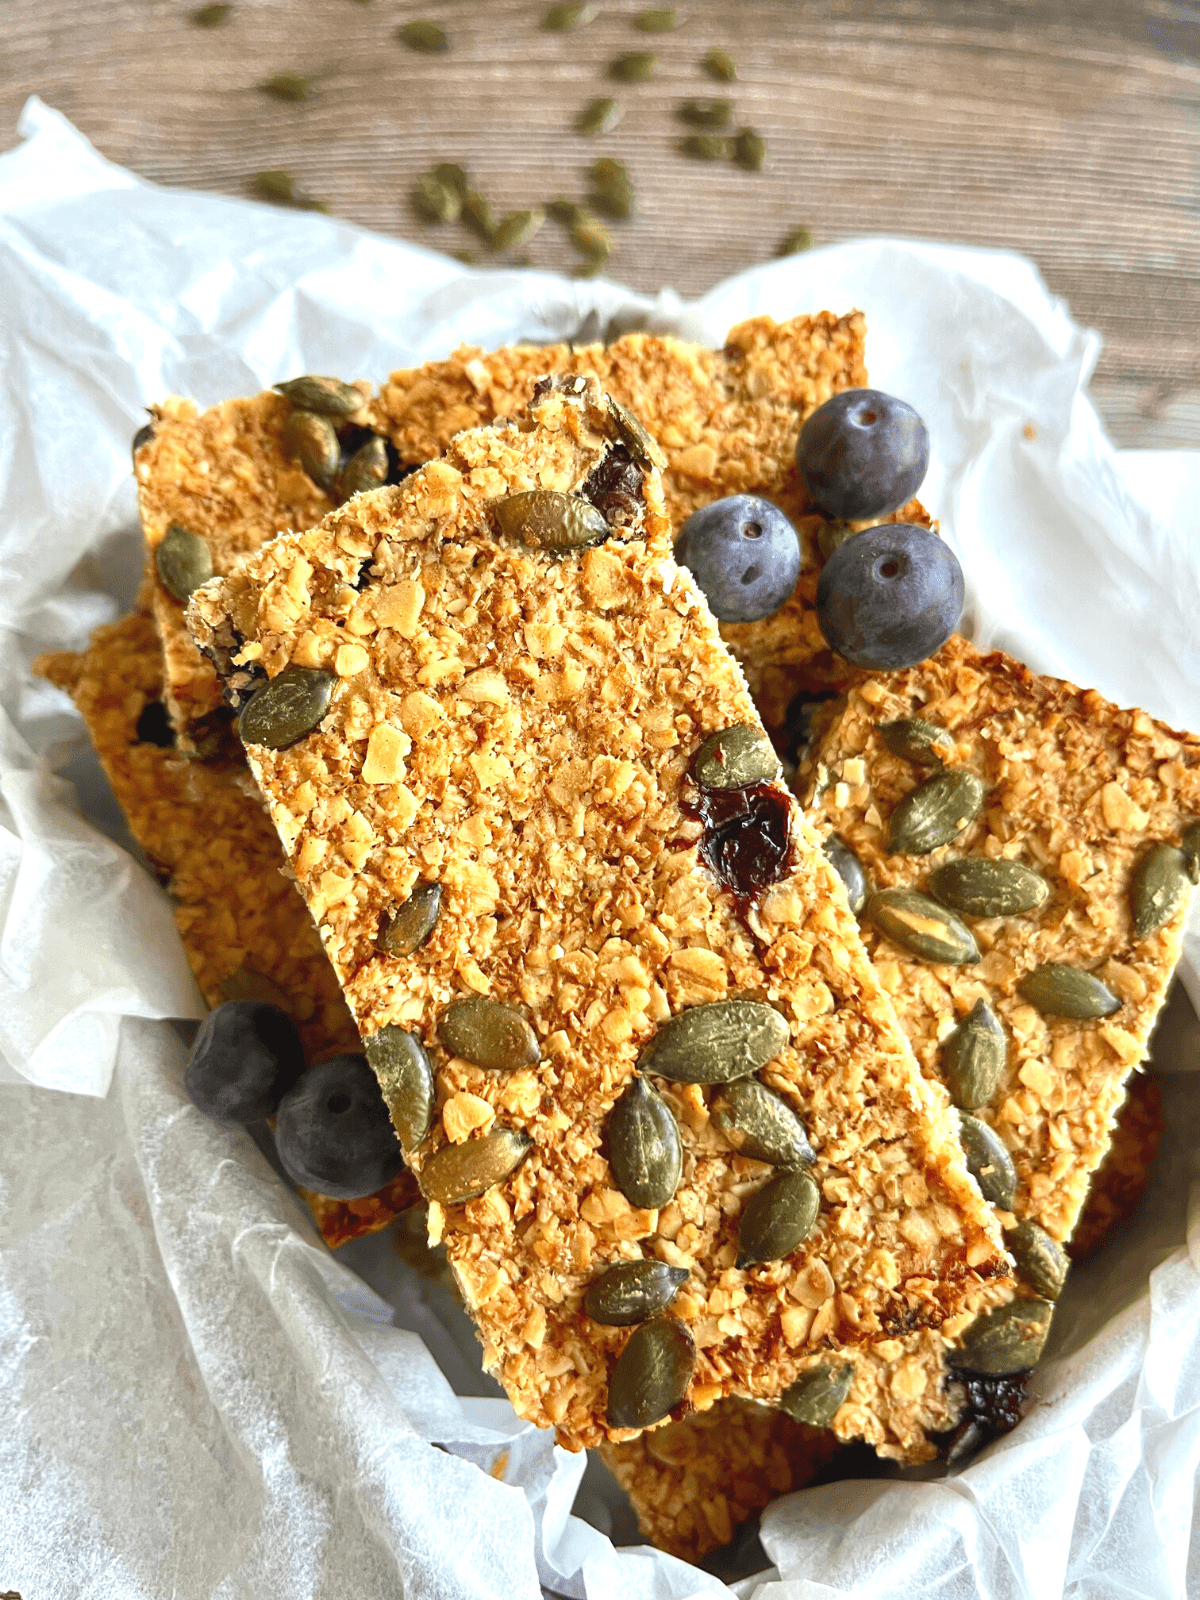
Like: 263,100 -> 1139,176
1,97 -> 1198,1597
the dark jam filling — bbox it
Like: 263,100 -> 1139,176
580,443 -> 643,528
935,1368 -> 1032,1464
683,781 -> 793,913
134,699 -> 174,748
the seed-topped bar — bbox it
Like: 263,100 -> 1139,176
186,376 -> 1004,1450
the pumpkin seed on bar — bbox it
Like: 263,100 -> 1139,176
437,996 -> 540,1072
823,835 -> 867,915
542,0 -> 597,28
736,1166 -> 820,1268
634,7 -> 676,30
1182,821 -> 1200,884
778,225 -> 813,256
694,724 -> 779,789
275,374 -> 364,415
640,999 -> 789,1085
942,998 -> 1006,1110
677,98 -> 733,128
866,888 -> 980,965
951,1297 -> 1053,1376
680,134 -> 732,161
399,19 -> 448,50
192,3 -> 232,24
585,1259 -> 688,1325
378,878 -> 442,957
282,409 -> 340,489
338,434 -> 389,501
578,96 -> 622,136
1131,842 -> 1190,938
929,857 -> 1049,919
879,717 -> 955,767
734,128 -> 766,170
605,395 -> 660,465
412,174 -> 461,224
1017,963 -> 1120,1020
608,1075 -> 682,1209
607,1318 -> 695,1428
703,48 -> 737,81
239,666 -> 335,750
493,208 -> 545,252
156,525 -> 213,604
420,1125 -> 533,1205
779,1363 -> 854,1428
712,1079 -> 814,1168
1005,1220 -> 1068,1301
364,1025 -> 436,1151
492,489 -> 608,551
958,1112 -> 1017,1210
610,50 -> 658,81
261,71 -> 310,101
888,769 -> 985,855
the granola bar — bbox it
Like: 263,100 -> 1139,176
1068,1068 -> 1164,1259
186,374 -> 1004,1450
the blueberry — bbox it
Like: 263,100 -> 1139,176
675,495 -> 801,623
274,1054 -> 405,1200
185,1000 -> 305,1126
816,523 -> 963,671
797,389 -> 929,521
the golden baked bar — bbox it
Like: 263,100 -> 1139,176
186,374 -> 1004,1451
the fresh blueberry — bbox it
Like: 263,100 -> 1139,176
675,495 -> 801,623
185,1000 -> 305,1126
797,389 -> 929,521
274,1054 -> 405,1200
816,523 -> 963,671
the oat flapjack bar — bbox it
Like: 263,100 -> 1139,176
186,375 -> 1004,1450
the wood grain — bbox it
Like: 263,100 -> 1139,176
3,0 -> 1199,446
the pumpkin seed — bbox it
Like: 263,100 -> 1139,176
608,1076 -> 682,1209
156,525 -> 213,604
132,420 -> 156,456
573,219 -> 613,265
585,1259 -> 689,1325
888,769 -> 985,855
1017,963 -> 1120,1020
610,50 -> 657,82
929,858 -> 1050,919
399,19 -> 448,51
338,434 -> 389,501
607,1317 -> 695,1428
432,162 -> 469,198
734,128 -> 766,171
1182,821 -> 1200,884
590,158 -> 636,219
958,1113 -> 1018,1210
275,374 -> 364,416
364,1025 -> 435,1151
252,169 -> 302,205
704,49 -> 737,82
1132,842 -> 1190,938
548,198 -> 585,225
542,0 -> 597,28
866,889 -> 980,965
639,999 -> 789,1085
823,834 -> 867,915
951,1297 -> 1053,1376
420,1125 -> 532,1205
1005,1220 -> 1068,1301
282,409 -> 340,489
677,98 -> 733,128
412,174 -> 461,224
680,134 -> 732,161
492,489 -> 609,552
694,724 -> 779,789
461,188 -> 497,242
493,208 -> 546,252
605,394 -> 660,465
192,3 -> 232,25
736,1166 -> 821,1268
816,520 -> 856,560
239,666 -> 335,750
219,966 -> 289,1010
437,996 -> 540,1072
779,1363 -> 854,1427
378,879 -> 442,957
261,71 -> 310,102
712,1079 -> 814,1168
879,717 -> 955,768
942,998 -> 1006,1109
778,225 -> 814,256
634,7 -> 676,30
578,96 -> 622,135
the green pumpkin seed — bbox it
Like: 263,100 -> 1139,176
736,1166 -> 821,1268
378,879 -> 442,957
879,717 -> 955,768
437,996 -> 540,1072
680,134 -> 732,161
432,162 -> 469,198
239,666 -> 335,750
816,521 -> 856,560
610,50 -> 657,82
607,1317 -> 695,1428
542,0 -> 597,28
929,858 -> 1050,919
634,7 -> 676,30
866,889 -> 980,965
1182,821 -> 1200,884
704,49 -> 737,81
252,169 -> 303,205
779,1363 -> 854,1427
823,834 -> 867,915
156,525 -> 213,604
420,1125 -> 533,1205
573,219 -> 613,265
578,96 -> 622,135
1005,1220 -> 1068,1301
608,1076 -> 682,1209
547,198 -> 585,225
734,128 -> 766,171
192,3 -> 232,25
493,208 -> 546,252
462,188 -> 497,242
275,374 -> 364,416
282,409 -> 340,489
338,434 -> 389,501
364,1025 -> 436,1151
1017,963 -> 1120,1020
694,724 -> 779,789
219,966 -> 289,1010
677,98 -> 733,128
492,489 -> 609,552
585,1259 -> 689,1325
942,998 -> 1007,1110
958,1112 -> 1018,1210
778,225 -> 814,256
261,71 -> 310,102
590,158 -> 636,219
412,174 -> 461,224
712,1079 -> 814,1168
639,1000 -> 789,1085
887,769 -> 985,855
605,394 -> 660,465
399,19 -> 448,51
951,1297 -> 1053,1376
1132,842 -> 1191,938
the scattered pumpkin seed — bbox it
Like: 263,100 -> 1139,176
492,489 -> 609,551
282,408 -> 340,489
547,198 -> 585,225
736,1166 -> 820,1268
461,188 -> 497,241
155,525 -> 213,604
680,134 -> 732,160
219,966 -> 288,1009
712,1079 -> 814,1168
252,170 -> 328,211
677,98 -> 732,128
1182,821 -> 1200,884
942,998 -> 1006,1110
928,858 -> 1050,919
572,219 -> 613,264
951,1297 -> 1053,1376
605,394 -> 661,465
261,71 -> 310,101
1005,1220 -> 1068,1301
378,878 -> 442,957
364,1025 -> 435,1151
866,888 -> 981,965
452,249 -> 478,266
1017,963 -> 1120,1020
703,48 -> 737,81
610,50 -> 657,82
493,208 -> 545,252
640,999 -> 790,1085
338,434 -> 389,501
607,1318 -> 695,1428
239,666 -> 336,750
399,19 -> 448,51
779,1363 -> 854,1427
420,1125 -> 533,1204
412,174 -> 461,224
608,1075 -> 683,1209
437,996 -> 540,1072
734,128 -> 766,170
586,1259 -> 689,1326
634,6 -> 676,30
578,96 -> 623,136
275,374 -> 364,415
879,717 -> 955,767
590,157 -> 636,218
1131,842 -> 1191,938
542,0 -> 597,28
432,162 -> 469,198
887,769 -> 986,855
958,1112 -> 1018,1210
823,835 -> 867,915
192,3 -> 232,24
694,724 -> 779,789
778,225 -> 813,256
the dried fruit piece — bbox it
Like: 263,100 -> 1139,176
639,999 -> 789,1085
437,996 -> 540,1072
585,1260 -> 688,1325
779,1363 -> 854,1427
420,1126 -> 533,1205
736,1166 -> 821,1268
156,524 -> 213,603
942,998 -> 1007,1110
607,1319 -> 695,1428
866,888 -> 980,966
364,1024 -> 436,1151
887,769 -> 985,856
608,1075 -> 682,1209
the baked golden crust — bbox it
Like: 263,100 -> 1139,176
1070,1069 -> 1164,1259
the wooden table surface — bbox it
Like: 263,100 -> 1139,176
5,0 -> 1199,449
